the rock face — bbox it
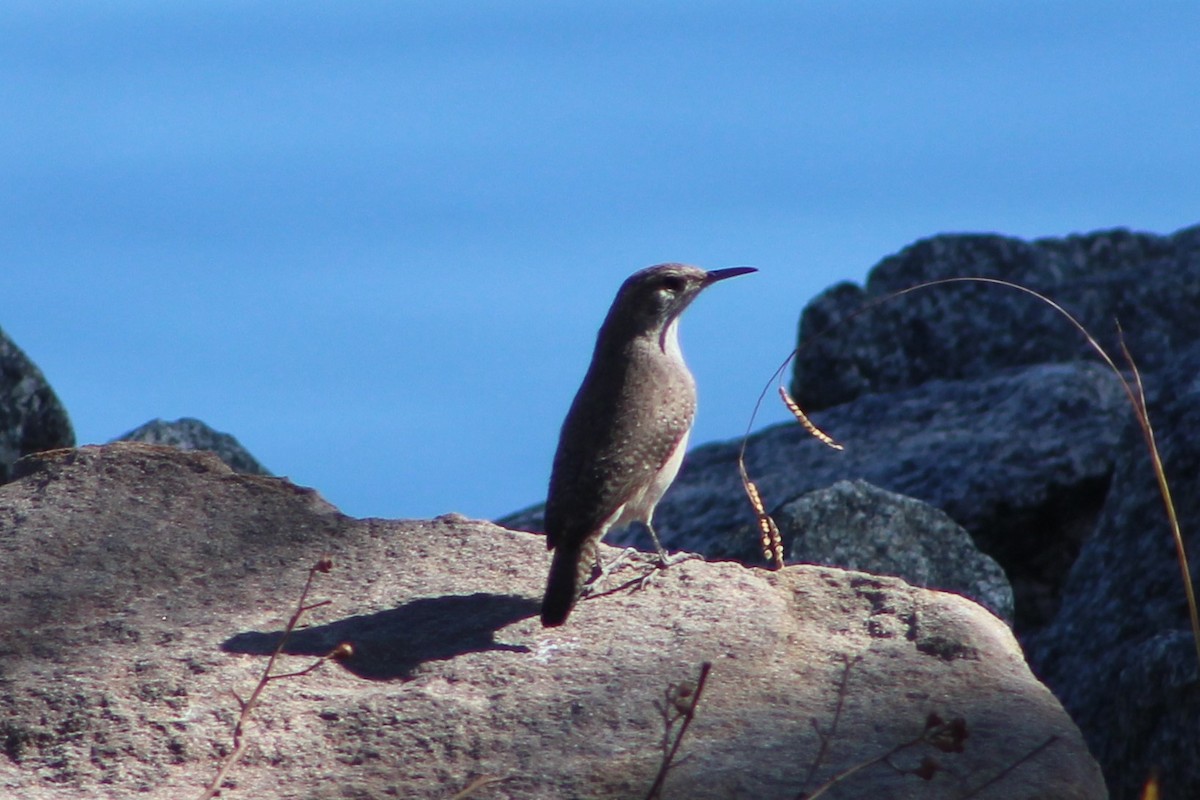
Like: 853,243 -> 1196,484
781,479 -> 1014,622
7,222 -> 1193,799
0,327 -> 74,483
778,224 -> 1200,800
505,359 -> 1124,635
503,222 -> 1200,799
114,417 -> 271,476
0,444 -> 1104,799
1026,342 -> 1200,800
790,225 -> 1200,410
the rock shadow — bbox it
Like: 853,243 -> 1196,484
222,592 -> 539,680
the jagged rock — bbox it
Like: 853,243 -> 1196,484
777,222 -> 1200,799
0,327 -> 74,483
0,443 -> 1104,799
499,223 -> 1200,799
503,359 -> 1125,635
781,479 -> 1014,622
791,224 -> 1200,410
114,417 -> 271,475
1026,341 -> 1200,800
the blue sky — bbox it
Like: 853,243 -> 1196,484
2,2 -> 1197,520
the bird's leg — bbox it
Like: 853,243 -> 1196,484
630,522 -> 704,591
581,525 -> 706,603
579,546 -> 641,599
644,520 -> 671,562
645,522 -> 704,568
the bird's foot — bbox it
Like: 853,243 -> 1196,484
654,549 -> 705,569
582,548 -> 703,600
579,547 -> 640,600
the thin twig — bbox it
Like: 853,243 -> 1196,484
197,557 -> 343,800
892,279 -> 1199,670
800,714 -> 967,800
741,276 -> 1199,670
957,735 -> 1058,799
799,655 -> 860,793
447,774 -> 514,799
644,662 -> 713,800
1117,327 -> 1200,669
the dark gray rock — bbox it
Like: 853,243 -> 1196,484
791,224 -> 1200,411
500,222 -> 1200,800
504,361 -> 1121,634
518,360 -> 1123,636
782,479 -> 1014,622
1026,341 -> 1200,800
113,417 -> 271,476
0,326 -> 74,482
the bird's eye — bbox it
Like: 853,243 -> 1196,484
660,275 -> 686,293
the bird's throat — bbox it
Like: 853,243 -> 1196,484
658,317 -> 684,362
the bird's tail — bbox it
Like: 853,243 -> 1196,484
541,540 -> 592,627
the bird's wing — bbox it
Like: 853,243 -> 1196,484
544,349 -> 694,549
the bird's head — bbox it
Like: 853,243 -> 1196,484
608,263 -> 756,343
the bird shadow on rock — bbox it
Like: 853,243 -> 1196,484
222,592 -> 539,680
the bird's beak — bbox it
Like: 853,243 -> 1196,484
704,266 -> 757,285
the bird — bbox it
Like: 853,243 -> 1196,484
540,263 -> 756,626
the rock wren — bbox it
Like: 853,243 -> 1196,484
540,263 -> 756,626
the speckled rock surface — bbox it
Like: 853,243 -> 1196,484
782,479 -> 1014,622
0,443 -> 1103,799
503,222 -> 1200,799
790,224 -> 1200,410
503,359 -> 1124,636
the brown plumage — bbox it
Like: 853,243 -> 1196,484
541,263 -> 755,626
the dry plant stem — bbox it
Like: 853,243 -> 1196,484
895,278 -> 1200,671
799,655 -> 860,794
779,386 -> 843,451
1118,330 -> 1200,669
739,276 -> 1199,670
740,464 -> 785,569
801,715 -> 965,800
801,736 -> 919,800
956,735 -> 1057,799
197,559 -> 335,800
738,371 -> 843,569
447,774 -> 513,799
738,350 -> 799,570
644,662 -> 713,800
